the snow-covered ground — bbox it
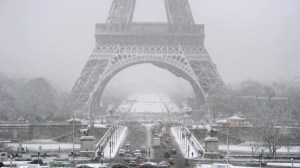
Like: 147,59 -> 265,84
117,94 -> 180,113
6,140 -> 80,152
194,162 -> 300,168
102,126 -> 128,159
194,164 -> 258,168
170,127 -> 201,159
76,163 -> 109,168
267,162 -> 300,167
219,144 -> 300,153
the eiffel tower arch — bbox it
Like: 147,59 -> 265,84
70,0 -> 227,115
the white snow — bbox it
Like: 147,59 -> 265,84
143,124 -> 154,158
195,163 -> 300,168
194,164 -> 257,168
117,94 -> 181,113
102,126 -> 128,159
6,142 -> 80,151
170,127 -> 200,159
219,144 -> 300,153
76,163 -> 109,168
93,124 -> 107,128
267,162 -> 300,167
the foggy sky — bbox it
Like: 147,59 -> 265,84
0,0 -> 300,92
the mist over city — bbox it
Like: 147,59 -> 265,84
0,0 -> 300,168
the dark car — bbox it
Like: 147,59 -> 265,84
157,161 -> 170,168
30,159 -> 44,165
124,154 -> 131,161
245,160 -> 267,167
164,150 -> 170,158
167,158 -> 175,165
90,156 -> 101,162
112,163 -> 129,168
77,165 -> 93,168
143,163 -> 158,168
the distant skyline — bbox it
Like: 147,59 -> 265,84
0,0 -> 300,92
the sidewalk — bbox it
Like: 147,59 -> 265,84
102,126 -> 128,159
171,127 -> 202,159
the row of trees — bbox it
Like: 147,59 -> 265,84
0,74 -> 72,122
1,74 -> 299,124
203,79 -> 300,124
184,79 -> 300,158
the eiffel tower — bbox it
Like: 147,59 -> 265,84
70,0 -> 226,114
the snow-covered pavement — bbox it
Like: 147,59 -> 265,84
6,140 -> 80,152
194,162 -> 300,168
194,164 -> 255,168
102,126 -> 128,159
117,94 -> 181,113
143,124 -> 155,159
219,144 -> 300,153
171,127 -> 202,159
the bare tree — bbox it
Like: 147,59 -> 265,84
259,119 -> 283,159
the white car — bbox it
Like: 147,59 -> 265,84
129,160 -> 137,166
119,149 -> 125,156
141,146 -> 147,153
133,150 -> 142,158
125,142 -> 130,147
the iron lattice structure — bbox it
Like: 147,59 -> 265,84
70,0 -> 226,113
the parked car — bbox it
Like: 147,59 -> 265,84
77,165 -> 93,168
133,150 -> 142,157
245,160 -> 267,167
164,150 -> 170,158
124,154 -> 131,161
125,142 -> 131,147
157,161 -> 170,168
119,149 -> 125,156
29,159 -> 44,165
129,156 -> 137,162
90,156 -> 100,162
167,158 -> 175,165
171,149 -> 176,155
125,149 -> 131,155
141,146 -> 147,153
112,163 -> 129,168
129,161 -> 137,166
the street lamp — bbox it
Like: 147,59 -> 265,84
106,136 -> 109,158
109,140 -> 111,159
185,130 -> 188,151
188,145 -> 190,158
72,118 -> 75,156
260,149 -> 264,168
18,117 -> 24,155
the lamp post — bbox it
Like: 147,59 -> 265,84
226,125 -> 229,164
188,145 -> 190,158
185,130 -> 188,151
109,132 -> 112,158
9,154 -> 12,168
115,125 -> 117,147
72,118 -> 75,156
260,149 -> 264,168
18,117 -> 24,156
106,136 -> 109,158
109,140 -> 111,159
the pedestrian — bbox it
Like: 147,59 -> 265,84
192,152 -> 194,158
0,162 -> 3,168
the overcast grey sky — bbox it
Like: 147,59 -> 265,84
0,0 -> 300,92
